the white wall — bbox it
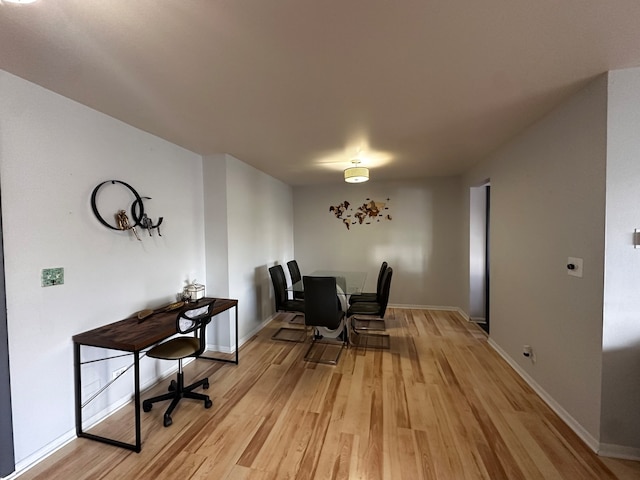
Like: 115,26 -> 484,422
203,154 -> 294,345
0,70 -> 207,467
293,178 -> 464,308
227,155 -> 294,336
601,68 -> 640,453
463,75 -> 608,448
202,154 -> 231,349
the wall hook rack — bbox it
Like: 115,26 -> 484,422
133,197 -> 163,236
91,180 -> 164,240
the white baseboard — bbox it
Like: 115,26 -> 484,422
205,343 -> 235,354
389,303 -> 463,312
487,338 -> 601,453
598,443 -> 640,461
388,304 -> 473,323
11,429 -> 77,478
456,308 -> 470,321
388,303 -> 459,311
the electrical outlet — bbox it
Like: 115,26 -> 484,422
567,257 -> 583,278
42,267 -> 64,287
523,345 -> 535,363
112,367 -> 127,380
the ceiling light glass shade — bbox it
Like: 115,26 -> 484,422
344,166 -> 369,183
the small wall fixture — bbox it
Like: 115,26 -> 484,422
344,160 -> 369,183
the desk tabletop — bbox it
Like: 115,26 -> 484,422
72,297 -> 238,352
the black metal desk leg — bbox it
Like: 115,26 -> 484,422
198,305 -> 240,365
234,305 -> 239,365
74,343 -> 82,436
134,352 -> 141,452
74,345 -> 142,452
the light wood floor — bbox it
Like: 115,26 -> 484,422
17,309 -> 640,479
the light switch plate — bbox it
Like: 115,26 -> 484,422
42,267 -> 64,287
567,257 -> 583,278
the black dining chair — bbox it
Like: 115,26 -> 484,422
303,276 -> 346,364
142,300 -> 216,427
269,264 -> 306,342
348,267 -> 393,349
287,260 -> 304,300
348,261 -> 387,305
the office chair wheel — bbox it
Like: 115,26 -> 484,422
168,380 -> 177,391
204,398 -> 213,409
142,400 -> 152,412
203,380 -> 209,389
163,414 -> 172,427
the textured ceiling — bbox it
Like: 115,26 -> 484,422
2,0 -> 640,185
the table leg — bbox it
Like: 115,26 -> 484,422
134,351 -> 141,452
198,305 -> 239,365
74,343 -> 82,437
234,305 -> 239,364
74,344 -> 142,452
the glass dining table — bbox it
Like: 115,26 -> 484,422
289,270 -> 367,297
289,269 -> 389,350
289,270 -> 367,340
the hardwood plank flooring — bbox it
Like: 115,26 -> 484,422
16,309 -> 640,480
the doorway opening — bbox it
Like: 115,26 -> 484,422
469,183 -> 490,334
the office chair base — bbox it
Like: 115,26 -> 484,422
143,372 -> 212,427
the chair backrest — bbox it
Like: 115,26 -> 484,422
375,261 -> 389,299
175,299 -> 216,356
268,265 -> 288,311
287,260 -> 302,285
377,267 -> 393,318
287,260 -> 305,300
303,276 -> 343,330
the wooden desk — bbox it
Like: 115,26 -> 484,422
72,297 -> 238,452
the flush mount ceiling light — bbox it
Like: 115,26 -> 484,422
2,0 -> 38,3
344,159 -> 369,183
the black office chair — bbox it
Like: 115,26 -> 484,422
303,276 -> 346,364
142,299 -> 216,427
287,260 -> 304,300
269,264 -> 306,342
348,267 -> 393,348
348,261 -> 387,305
